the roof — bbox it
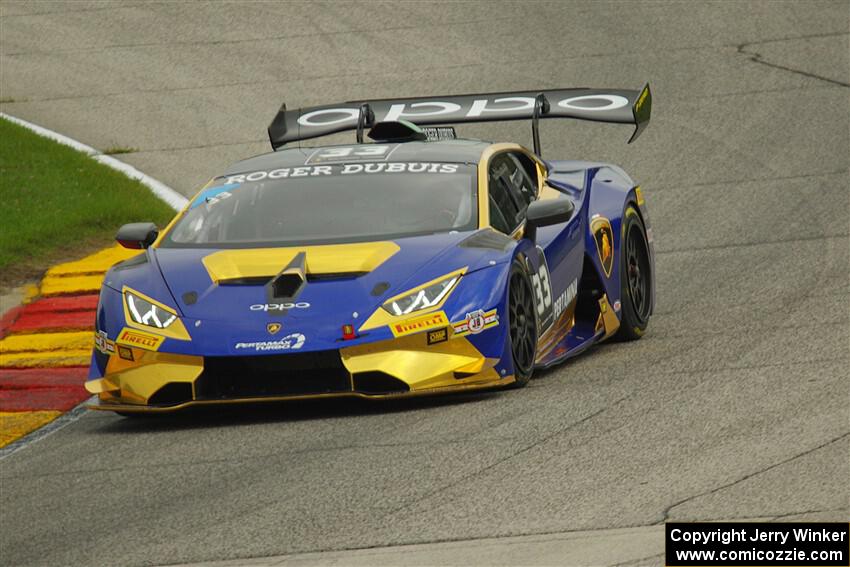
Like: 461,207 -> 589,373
221,139 -> 493,177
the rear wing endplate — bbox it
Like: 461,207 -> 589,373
267,84 -> 651,150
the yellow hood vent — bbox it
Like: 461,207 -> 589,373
202,241 -> 400,283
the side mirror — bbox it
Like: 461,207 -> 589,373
116,222 -> 159,249
525,198 -> 575,242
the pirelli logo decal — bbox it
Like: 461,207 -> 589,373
391,311 -> 449,338
116,327 -> 165,351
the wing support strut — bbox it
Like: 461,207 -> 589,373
355,104 -> 374,144
532,93 -> 550,157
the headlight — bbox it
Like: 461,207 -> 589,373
125,291 -> 177,329
383,274 -> 459,316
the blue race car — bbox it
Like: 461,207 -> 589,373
86,85 -> 654,413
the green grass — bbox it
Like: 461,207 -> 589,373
0,117 -> 176,287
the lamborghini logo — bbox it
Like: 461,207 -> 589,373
591,216 -> 614,278
267,322 -> 282,335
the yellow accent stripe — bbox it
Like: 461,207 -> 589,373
0,331 -> 92,353
202,241 -> 400,282
0,411 -> 62,448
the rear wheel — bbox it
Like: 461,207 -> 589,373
508,259 -> 537,387
616,206 -> 652,341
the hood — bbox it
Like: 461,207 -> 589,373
134,230 -> 514,353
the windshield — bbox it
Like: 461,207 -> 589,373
161,162 -> 477,248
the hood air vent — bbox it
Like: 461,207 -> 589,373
267,251 -> 306,300
219,273 -> 367,286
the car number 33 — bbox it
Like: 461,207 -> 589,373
527,247 -> 557,332
531,262 -> 552,316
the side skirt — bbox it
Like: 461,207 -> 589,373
534,321 -> 604,370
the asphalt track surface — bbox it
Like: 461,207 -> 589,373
1,1 -> 848,565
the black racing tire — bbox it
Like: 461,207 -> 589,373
615,205 -> 652,341
507,258 -> 538,388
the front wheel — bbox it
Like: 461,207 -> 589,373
615,205 -> 652,341
507,259 -> 538,387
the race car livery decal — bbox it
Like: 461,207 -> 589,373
266,323 -> 282,335
117,345 -> 134,361
452,309 -> 498,337
338,162 -> 459,175
224,166 -> 332,184
235,333 -> 306,352
551,278 -> 578,322
306,144 -> 398,164
116,327 -> 165,351
391,311 -> 449,338
535,278 -> 578,363
268,84 -> 652,150
94,330 -> 115,355
591,216 -> 614,278
294,94 -> 630,128
190,183 -> 240,209
420,126 -> 457,140
426,327 -> 448,345
527,246 -> 555,332
250,302 -> 310,312
224,162 -> 460,184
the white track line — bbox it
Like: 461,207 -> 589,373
0,112 -> 186,211
0,399 -> 94,460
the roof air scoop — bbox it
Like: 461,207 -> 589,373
267,251 -> 306,302
368,120 -> 427,143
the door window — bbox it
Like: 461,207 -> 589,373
487,152 -> 536,234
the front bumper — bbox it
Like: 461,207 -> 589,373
86,331 -> 511,413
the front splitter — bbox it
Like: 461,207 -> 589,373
87,375 -> 515,413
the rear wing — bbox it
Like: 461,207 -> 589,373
267,84 -> 651,151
